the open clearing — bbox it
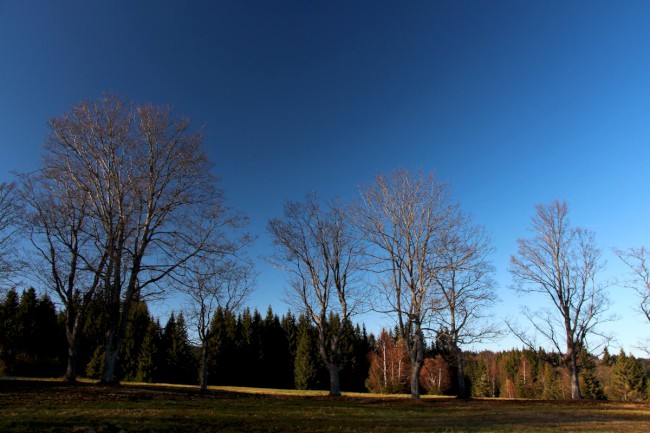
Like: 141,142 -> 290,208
1,379 -> 649,432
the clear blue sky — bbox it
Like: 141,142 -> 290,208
1,0 -> 649,354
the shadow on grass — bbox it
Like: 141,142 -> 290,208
1,379 -> 649,432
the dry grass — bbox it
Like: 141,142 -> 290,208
1,379 -> 649,432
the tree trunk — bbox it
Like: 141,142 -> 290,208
102,342 -> 120,385
567,341 -> 582,400
569,360 -> 582,400
327,362 -> 341,397
64,310 -> 82,383
409,330 -> 424,399
200,342 -> 209,392
456,348 -> 468,399
101,267 -> 139,385
64,330 -> 79,383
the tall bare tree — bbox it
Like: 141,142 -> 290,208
19,171 -> 107,382
268,194 -> 364,396
177,210 -> 255,392
0,182 -> 18,289
44,95 -> 222,384
354,169 -> 457,399
432,215 -> 499,398
510,200 -> 610,400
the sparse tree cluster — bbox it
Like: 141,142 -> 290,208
17,95 -> 251,384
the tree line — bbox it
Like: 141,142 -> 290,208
0,287 -> 371,392
367,328 -> 649,401
2,286 -> 648,401
0,95 -> 649,400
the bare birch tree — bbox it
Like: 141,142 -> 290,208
354,169 -> 457,399
0,182 -> 18,289
432,215 -> 499,398
510,200 -> 610,400
268,194 -> 364,396
44,95 -> 222,384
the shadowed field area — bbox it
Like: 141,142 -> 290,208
1,379 -> 649,432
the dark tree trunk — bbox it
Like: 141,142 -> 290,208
456,347 -> 468,399
200,342 -> 209,392
64,310 -> 82,383
327,362 -> 341,397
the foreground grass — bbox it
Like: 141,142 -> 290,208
1,379 -> 649,432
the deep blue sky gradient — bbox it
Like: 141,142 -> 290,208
1,0 -> 649,353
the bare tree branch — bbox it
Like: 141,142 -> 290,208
0,182 -> 18,289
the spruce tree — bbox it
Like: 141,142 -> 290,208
162,312 -> 196,384
579,349 -> 606,400
260,307 -> 291,389
33,293 -> 65,376
0,288 -> 20,374
136,320 -> 161,383
207,307 -> 238,386
85,346 -> 105,379
610,350 -> 646,401
120,301 -> 152,381
294,315 -> 321,390
280,311 -> 298,388
541,363 -> 562,400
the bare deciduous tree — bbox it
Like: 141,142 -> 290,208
432,215 -> 499,398
44,95 -> 222,384
268,194 -> 364,396
354,169 -> 457,399
510,200 -> 610,400
19,171 -> 107,382
177,210 -> 255,391
0,182 -> 18,289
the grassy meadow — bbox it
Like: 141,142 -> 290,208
1,379 -> 649,432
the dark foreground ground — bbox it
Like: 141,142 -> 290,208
1,379 -> 649,432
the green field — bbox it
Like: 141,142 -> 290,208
1,379 -> 649,432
